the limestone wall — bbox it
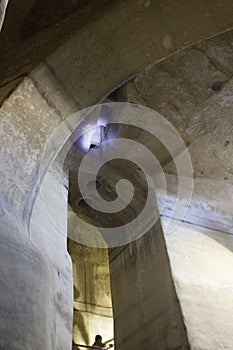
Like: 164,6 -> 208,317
68,238 -> 113,346
0,166 -> 73,350
30,168 -> 73,350
1,3 -> 233,349
0,210 -> 53,349
163,219 -> 233,350
118,31 -> 233,349
109,221 -> 190,350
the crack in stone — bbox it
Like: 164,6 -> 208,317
167,100 -> 188,125
30,75 -> 64,120
132,80 -> 149,106
44,59 -> 82,110
213,150 -> 233,176
191,46 -> 229,77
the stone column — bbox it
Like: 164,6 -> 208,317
0,73 -> 73,349
109,221 -> 190,350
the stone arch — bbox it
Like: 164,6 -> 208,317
1,2 -> 233,348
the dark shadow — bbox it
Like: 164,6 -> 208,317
73,309 -> 90,346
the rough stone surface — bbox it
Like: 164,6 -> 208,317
29,167 -> 73,350
119,30 -> 233,349
123,31 -> 233,234
1,4 -> 233,350
68,239 -> 113,346
0,167 -> 72,350
109,221 -> 190,350
2,0 -> 233,105
0,77 -> 63,223
163,219 -> 233,350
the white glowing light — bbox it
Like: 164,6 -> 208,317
81,113 -> 107,151
97,115 -> 108,127
82,127 -> 95,150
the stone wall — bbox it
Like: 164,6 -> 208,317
30,167 -> 73,350
118,30 -> 233,349
163,219 -> 233,349
109,221 -> 190,350
68,238 -> 113,346
1,3 -> 233,348
0,165 -> 73,350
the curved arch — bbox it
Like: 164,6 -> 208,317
1,0 -> 233,227
1,4 -> 233,348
